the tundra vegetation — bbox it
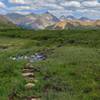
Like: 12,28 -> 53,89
0,27 -> 100,100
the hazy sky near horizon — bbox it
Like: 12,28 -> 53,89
0,0 -> 100,19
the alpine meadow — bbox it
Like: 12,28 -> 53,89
0,0 -> 100,100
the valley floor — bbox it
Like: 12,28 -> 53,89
0,29 -> 100,100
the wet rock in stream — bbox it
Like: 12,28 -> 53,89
10,52 -> 47,62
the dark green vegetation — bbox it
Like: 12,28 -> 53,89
0,28 -> 100,100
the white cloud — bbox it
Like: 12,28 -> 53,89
82,0 -> 100,7
49,10 -> 73,18
9,0 -> 100,10
11,6 -> 33,10
41,3 -> 64,10
9,0 -> 32,4
60,1 -> 81,8
7,0 -> 100,19
0,1 -> 5,8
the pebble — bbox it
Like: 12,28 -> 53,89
24,77 -> 35,82
22,69 -> 34,73
25,83 -> 35,89
31,98 -> 40,100
22,72 -> 34,77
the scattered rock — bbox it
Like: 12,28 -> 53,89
30,67 -> 41,72
25,83 -> 35,89
10,57 -> 16,60
26,96 -> 41,100
22,69 -> 34,73
25,77 -> 38,83
24,63 -> 34,69
31,98 -> 40,100
22,72 -> 35,77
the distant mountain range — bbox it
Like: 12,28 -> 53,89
6,12 -> 59,29
60,15 -> 90,21
79,17 -> 90,21
60,15 -> 76,20
0,12 -> 100,30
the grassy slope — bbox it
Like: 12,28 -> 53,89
0,28 -> 100,100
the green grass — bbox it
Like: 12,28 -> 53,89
0,28 -> 100,100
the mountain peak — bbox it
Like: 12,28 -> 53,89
60,15 -> 76,21
66,15 -> 76,20
79,17 -> 90,21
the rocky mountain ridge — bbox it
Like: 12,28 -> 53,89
0,13 -> 100,30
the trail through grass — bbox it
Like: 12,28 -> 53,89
0,29 -> 100,100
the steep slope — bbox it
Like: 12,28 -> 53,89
47,20 -> 80,29
0,15 -> 16,29
6,13 -> 27,25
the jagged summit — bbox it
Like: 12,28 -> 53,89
66,15 -> 76,20
0,12 -> 99,30
6,12 -> 59,29
79,17 -> 90,21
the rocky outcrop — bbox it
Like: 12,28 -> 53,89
47,20 -> 100,30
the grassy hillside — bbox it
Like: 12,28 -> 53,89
0,28 -> 100,100
0,15 -> 18,29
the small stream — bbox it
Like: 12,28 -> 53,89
10,52 -> 47,62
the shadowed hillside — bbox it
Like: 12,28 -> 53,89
0,15 -> 17,29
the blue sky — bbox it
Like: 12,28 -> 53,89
0,0 -> 100,19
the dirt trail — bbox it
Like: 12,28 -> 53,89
22,63 -> 41,100
8,48 -> 56,100
8,63 -> 41,100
